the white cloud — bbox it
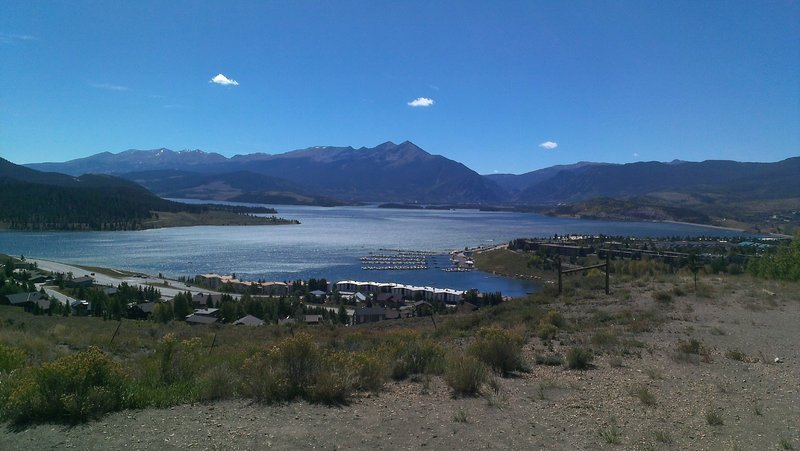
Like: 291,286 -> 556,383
408,97 -> 434,107
0,33 -> 36,44
633,152 -> 640,158
90,82 -> 128,91
210,73 -> 239,86
539,141 -> 558,150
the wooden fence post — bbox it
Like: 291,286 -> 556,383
109,320 -> 122,345
557,257 -> 562,296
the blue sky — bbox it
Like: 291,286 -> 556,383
1,1 -> 798,174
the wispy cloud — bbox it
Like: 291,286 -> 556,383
210,73 -> 239,86
408,97 -> 434,107
539,141 -> 558,150
90,82 -> 129,91
0,33 -> 37,44
633,152 -> 640,158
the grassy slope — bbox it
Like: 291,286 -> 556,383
472,247 -> 554,281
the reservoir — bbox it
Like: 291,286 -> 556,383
0,205 -> 753,297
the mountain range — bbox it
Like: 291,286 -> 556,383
21,142 -> 800,232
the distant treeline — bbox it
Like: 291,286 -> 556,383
0,180 -> 278,231
548,197 -> 712,225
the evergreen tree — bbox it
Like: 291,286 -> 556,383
153,302 -> 173,323
173,292 -> 191,321
337,304 -> 349,325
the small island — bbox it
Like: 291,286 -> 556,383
140,207 -> 300,229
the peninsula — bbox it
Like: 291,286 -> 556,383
0,158 -> 299,230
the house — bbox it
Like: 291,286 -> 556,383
196,273 -> 224,288
127,302 -> 155,320
193,308 -> 220,317
309,290 -> 327,300
233,315 -> 265,326
304,314 -> 323,325
5,292 -> 50,312
27,272 -> 50,284
67,276 -> 94,289
261,282 -> 289,296
384,309 -> 411,320
353,307 -> 385,324
278,316 -> 297,326
185,314 -> 218,325
192,293 -> 222,308
376,293 -> 401,308
70,299 -> 90,316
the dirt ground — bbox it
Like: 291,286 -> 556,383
3,275 -> 798,450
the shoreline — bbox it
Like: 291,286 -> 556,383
661,219 -> 793,238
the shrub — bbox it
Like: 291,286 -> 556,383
445,352 -> 488,396
308,352 -> 356,405
453,409 -> 468,423
672,338 -> 713,364
156,333 -> 202,385
677,338 -> 702,355
590,328 -> 619,349
748,233 -> 800,281
240,333 -> 357,404
2,347 -> 127,425
240,351 -> 289,403
608,356 -> 624,368
535,353 -> 564,366
383,330 -> 445,380
633,385 -> 656,406
196,364 -> 237,402
541,309 -> 565,328
0,343 -> 27,373
537,323 -> 558,340
468,327 -> 525,376
535,309 -> 564,340
653,291 -> 673,304
725,349 -> 747,362
705,408 -> 724,426
598,424 -> 622,444
273,333 -> 323,395
654,430 -> 673,444
351,351 -> 388,392
566,347 -> 593,369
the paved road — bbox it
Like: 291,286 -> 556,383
29,258 -> 232,300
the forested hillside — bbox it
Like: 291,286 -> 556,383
0,158 -> 288,231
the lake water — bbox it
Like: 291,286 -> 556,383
0,205 -> 753,296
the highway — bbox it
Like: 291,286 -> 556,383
29,258 -> 233,301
